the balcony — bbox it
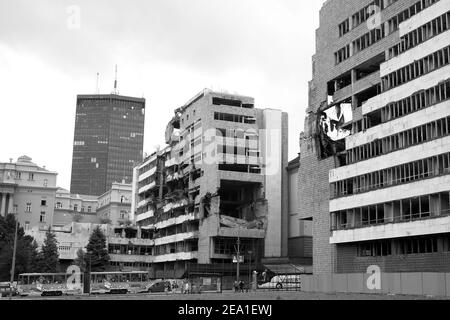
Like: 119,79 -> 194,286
137,196 -> 155,208
138,167 -> 157,182
107,236 -> 155,246
135,209 -> 155,222
153,231 -> 199,247
154,212 -> 198,230
138,181 -> 157,195
218,227 -> 265,239
109,253 -> 154,264
152,251 -> 198,263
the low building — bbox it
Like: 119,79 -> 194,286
96,182 -> 132,226
53,188 -> 99,227
26,222 -> 153,272
0,156 -> 58,230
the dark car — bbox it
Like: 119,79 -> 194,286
147,281 -> 169,293
0,283 -> 18,297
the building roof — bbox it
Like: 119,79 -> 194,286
0,155 -> 56,173
287,155 -> 300,171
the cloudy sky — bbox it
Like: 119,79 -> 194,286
0,0 -> 325,190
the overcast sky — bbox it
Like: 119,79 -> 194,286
0,0 -> 325,190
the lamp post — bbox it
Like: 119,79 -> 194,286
9,217 -> 19,300
84,250 -> 92,295
247,250 -> 253,286
235,226 -> 241,283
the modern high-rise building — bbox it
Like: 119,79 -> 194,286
299,0 -> 449,275
133,89 -> 290,279
70,94 -> 145,196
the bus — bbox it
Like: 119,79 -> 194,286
17,271 -> 154,296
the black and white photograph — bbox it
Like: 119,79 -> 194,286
0,0 -> 449,316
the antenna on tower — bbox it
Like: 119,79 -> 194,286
112,64 -> 119,95
96,72 -> 100,94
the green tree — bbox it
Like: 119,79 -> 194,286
85,226 -> 110,271
38,227 -> 59,273
74,248 -> 87,272
0,214 -> 40,281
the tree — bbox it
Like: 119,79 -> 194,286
74,248 -> 87,272
38,227 -> 59,273
85,226 -> 110,271
100,217 -> 111,225
0,214 -> 40,281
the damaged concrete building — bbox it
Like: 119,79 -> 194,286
133,89 -> 289,278
299,0 -> 450,276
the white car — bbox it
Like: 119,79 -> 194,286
258,275 -> 302,289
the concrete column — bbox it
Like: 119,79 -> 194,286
7,193 -> 14,214
137,226 -> 142,239
0,193 -> 6,216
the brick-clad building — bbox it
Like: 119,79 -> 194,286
299,0 -> 450,275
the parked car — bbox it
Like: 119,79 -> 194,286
0,282 -> 18,297
257,275 -> 302,290
147,280 -> 169,293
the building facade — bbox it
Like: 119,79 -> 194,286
70,94 -> 145,196
0,156 -> 58,230
26,222 -> 153,271
96,182 -> 132,226
53,188 -> 99,227
299,0 -> 449,274
287,156 -> 313,263
134,89 -> 289,278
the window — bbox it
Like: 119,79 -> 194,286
39,212 -> 46,223
87,206 -> 91,213
15,172 -> 21,179
74,204 -> 78,212
346,116 -> 450,164
335,45 -> 351,64
25,222 -> 30,231
26,203 -> 32,213
332,152 -> 450,198
388,9 -> 449,60
41,200 -> 47,206
43,179 -> 48,187
120,211 -> 127,220
28,173 -> 34,181
56,202 -> 62,209
339,19 -> 350,37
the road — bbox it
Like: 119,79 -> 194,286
8,290 -> 449,300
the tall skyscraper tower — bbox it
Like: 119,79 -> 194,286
70,94 -> 145,196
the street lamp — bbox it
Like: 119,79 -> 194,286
9,216 -> 19,300
84,250 -> 92,295
235,226 -> 241,283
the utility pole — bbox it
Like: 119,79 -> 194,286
9,218 -> 19,300
236,226 -> 240,282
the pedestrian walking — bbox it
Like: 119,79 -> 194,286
239,280 -> 244,293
